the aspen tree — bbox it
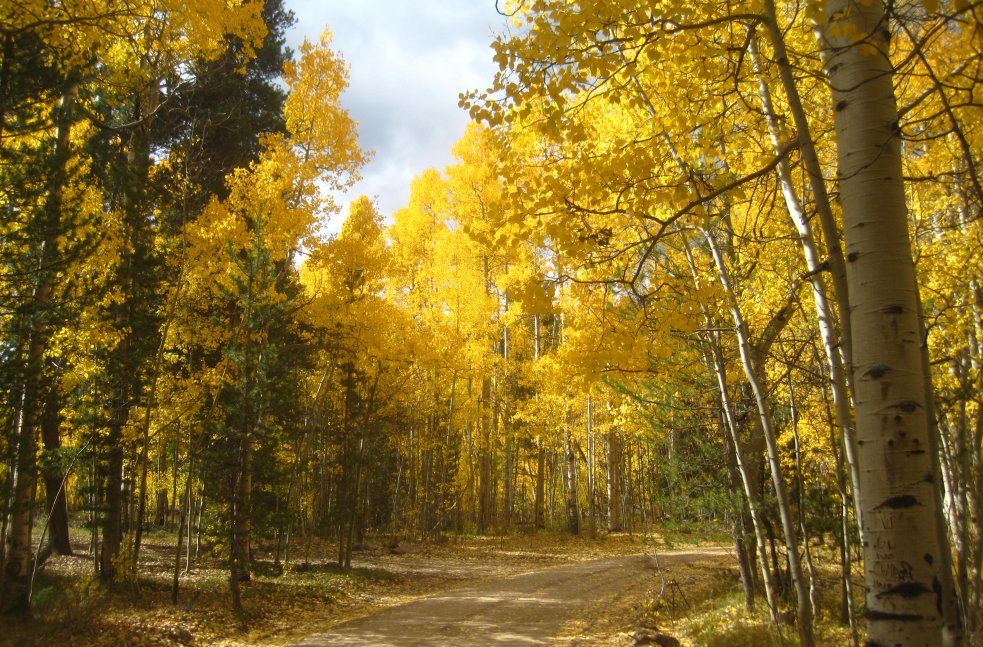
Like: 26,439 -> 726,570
824,1 -> 949,642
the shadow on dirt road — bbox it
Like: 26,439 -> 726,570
293,550 -> 727,646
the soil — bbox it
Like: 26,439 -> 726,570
291,548 -> 732,647
7,530 -> 736,646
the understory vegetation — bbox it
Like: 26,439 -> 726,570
11,523 -> 858,647
3,0 -> 982,645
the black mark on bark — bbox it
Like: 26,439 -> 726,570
865,365 -> 890,379
875,495 -> 918,510
864,609 -> 924,622
876,582 -> 930,599
896,400 -> 919,413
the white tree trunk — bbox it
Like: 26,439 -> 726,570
749,34 -> 863,530
824,1 -> 950,642
607,425 -> 624,532
564,417 -> 580,536
703,228 -> 814,647
681,234 -> 779,622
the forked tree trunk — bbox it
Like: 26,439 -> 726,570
681,233 -> 779,623
762,0 -> 855,370
704,229 -> 814,646
824,1 -> 952,643
709,336 -> 779,620
749,33 -> 862,527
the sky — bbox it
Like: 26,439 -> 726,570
285,1 -> 509,233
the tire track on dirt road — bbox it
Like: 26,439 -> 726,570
293,549 -> 728,646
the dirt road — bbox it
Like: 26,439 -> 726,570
293,550 -> 725,646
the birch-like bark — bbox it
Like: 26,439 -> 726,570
762,0 -> 855,379
564,414 -> 580,536
681,234 -> 778,622
823,1 -> 950,642
703,229 -> 814,647
607,425 -> 624,532
788,374 -> 821,621
749,34 -> 863,529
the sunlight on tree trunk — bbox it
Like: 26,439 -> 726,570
824,1 -> 952,643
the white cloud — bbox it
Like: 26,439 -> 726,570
286,1 -> 506,234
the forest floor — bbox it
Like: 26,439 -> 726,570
5,524 -> 857,646
291,549 -> 732,646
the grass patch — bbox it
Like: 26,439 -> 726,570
8,525 -> 663,646
644,543 -> 863,646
